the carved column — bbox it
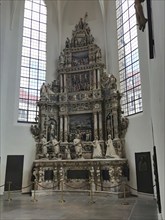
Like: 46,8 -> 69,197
40,105 -> 47,134
94,112 -> 98,138
113,110 -> 119,139
59,166 -> 64,191
90,166 -> 95,192
38,167 -> 44,190
41,114 -> 46,134
109,166 -> 122,192
93,69 -> 97,89
112,98 -> 119,139
97,69 -> 100,89
60,74 -> 63,92
96,166 -> 101,191
64,74 -> 66,92
115,166 -> 122,183
109,166 -> 115,189
99,112 -> 103,140
60,116 -> 64,141
53,167 -> 58,182
64,115 -> 68,141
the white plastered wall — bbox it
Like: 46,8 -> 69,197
0,0 -> 36,194
46,1 -> 59,82
146,1 -> 165,218
0,0 -> 62,194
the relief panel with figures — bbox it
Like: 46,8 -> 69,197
66,71 -> 92,92
68,114 -> 93,142
72,51 -> 89,67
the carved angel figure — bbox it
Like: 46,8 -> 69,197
40,83 -> 49,99
120,117 -> 129,137
100,71 -> 111,88
30,125 -> 40,139
46,84 -> 55,95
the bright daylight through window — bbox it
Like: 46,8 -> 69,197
18,0 -> 47,123
116,0 -> 143,116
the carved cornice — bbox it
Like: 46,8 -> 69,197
58,63 -> 104,74
33,158 -> 127,168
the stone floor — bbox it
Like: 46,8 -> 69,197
0,192 -> 159,220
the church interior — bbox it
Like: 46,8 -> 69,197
0,0 -> 164,219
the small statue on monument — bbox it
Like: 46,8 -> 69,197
38,167 -> 44,182
78,18 -> 84,29
40,83 -> 49,100
73,134 -> 83,159
95,48 -> 101,62
40,135 -> 49,158
105,134 -> 119,158
31,167 -> 37,183
92,136 -> 102,159
52,136 -> 61,159
59,52 -> 65,66
46,84 -> 55,95
65,145 -> 71,160
116,139 -> 124,158
65,37 -> 70,48
30,125 -> 40,141
48,122 -> 56,141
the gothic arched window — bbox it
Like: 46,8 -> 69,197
116,0 -> 143,116
18,0 -> 47,123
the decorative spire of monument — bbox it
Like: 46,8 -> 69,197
63,13 -> 94,49
84,12 -> 88,24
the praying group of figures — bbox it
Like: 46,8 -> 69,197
40,135 -> 63,160
39,133 -> 119,160
91,134 -> 119,159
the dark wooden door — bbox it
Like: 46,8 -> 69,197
5,155 -> 24,191
135,152 -> 153,194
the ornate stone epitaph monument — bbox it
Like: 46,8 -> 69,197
30,14 -> 129,193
